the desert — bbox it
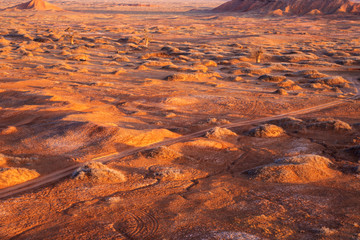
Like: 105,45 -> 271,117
0,0 -> 359,239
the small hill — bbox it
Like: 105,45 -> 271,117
8,0 -> 62,11
0,167 -> 40,188
213,0 -> 360,15
245,154 -> 339,183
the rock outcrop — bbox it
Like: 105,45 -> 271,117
213,0 -> 360,15
8,0 -> 62,11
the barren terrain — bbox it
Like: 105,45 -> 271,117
0,1 -> 360,239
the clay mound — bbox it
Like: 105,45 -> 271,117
248,124 -> 285,138
0,167 -> 40,188
306,118 -> 352,131
258,74 -> 286,83
141,146 -> 183,160
72,162 -> 126,183
8,0 -> 62,11
315,76 -> 349,86
213,0 -> 360,15
205,127 -> 238,140
245,154 -> 339,183
267,117 -> 305,130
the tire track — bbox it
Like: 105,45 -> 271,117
114,210 -> 159,240
0,77 -> 359,200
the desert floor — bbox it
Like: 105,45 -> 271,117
0,2 -> 360,240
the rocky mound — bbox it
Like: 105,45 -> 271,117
72,162 -> 126,183
205,127 -> 238,140
0,167 -> 40,188
245,154 -> 339,183
7,0 -> 63,11
248,124 -> 285,138
213,0 -> 360,15
307,118 -> 352,131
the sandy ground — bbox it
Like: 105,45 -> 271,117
0,2 -> 359,239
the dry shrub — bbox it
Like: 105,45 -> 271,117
245,154 -> 339,183
72,162 -> 126,183
248,124 -> 285,138
0,167 -> 40,188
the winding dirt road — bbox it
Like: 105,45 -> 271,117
0,77 -> 359,200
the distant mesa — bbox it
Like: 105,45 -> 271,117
6,0 -> 62,11
213,0 -> 360,15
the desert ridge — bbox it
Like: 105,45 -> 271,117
213,0 -> 360,15
5,0 -> 63,11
